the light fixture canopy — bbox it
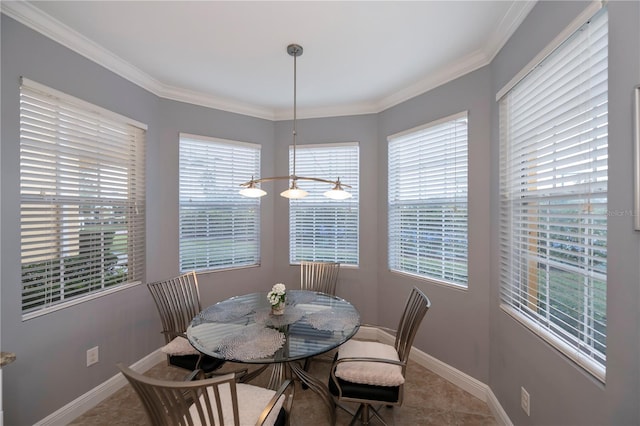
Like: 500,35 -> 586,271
239,44 -> 351,199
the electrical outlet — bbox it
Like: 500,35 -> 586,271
86,346 -> 99,367
521,386 -> 530,416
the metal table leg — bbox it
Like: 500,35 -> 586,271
289,361 -> 336,425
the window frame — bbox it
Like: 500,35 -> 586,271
387,111 -> 469,288
178,133 -> 262,273
498,6 -> 608,381
288,142 -> 360,266
19,78 -> 147,320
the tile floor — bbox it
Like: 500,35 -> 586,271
69,350 -> 498,425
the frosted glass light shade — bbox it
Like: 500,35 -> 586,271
324,188 -> 352,199
239,186 -> 267,197
280,180 -> 308,198
280,187 -> 308,199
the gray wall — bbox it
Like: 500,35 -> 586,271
489,1 -> 640,425
152,99 -> 277,305
0,15 -> 279,425
377,66 -> 493,383
272,115 -> 380,323
1,14 -> 160,425
2,1 -> 639,425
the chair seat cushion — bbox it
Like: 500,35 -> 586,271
188,382 -> 284,426
161,336 -> 200,356
335,340 -> 405,386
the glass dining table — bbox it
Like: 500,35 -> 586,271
186,289 -> 360,420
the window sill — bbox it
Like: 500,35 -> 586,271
22,281 -> 142,322
389,268 -> 468,291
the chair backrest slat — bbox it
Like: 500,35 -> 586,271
300,261 -> 340,295
394,287 -> 431,364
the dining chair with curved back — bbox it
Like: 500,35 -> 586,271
299,260 -> 341,373
118,363 -> 294,426
300,261 -> 340,295
328,286 -> 431,425
147,271 -> 226,378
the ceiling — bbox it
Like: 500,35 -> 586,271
3,1 -> 535,120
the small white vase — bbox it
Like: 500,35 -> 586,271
271,301 -> 285,315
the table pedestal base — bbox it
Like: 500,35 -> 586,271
250,361 -> 336,425
289,361 -> 336,425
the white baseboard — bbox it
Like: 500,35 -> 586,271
37,331 -> 513,426
34,350 -> 165,426
359,326 -> 513,426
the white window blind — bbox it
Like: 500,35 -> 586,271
179,134 -> 261,272
289,143 -> 359,265
388,112 -> 468,287
499,8 -> 607,380
20,78 -> 146,318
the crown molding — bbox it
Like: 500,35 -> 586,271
2,0 -> 536,121
483,0 -> 537,62
375,48 -> 491,113
159,84 -> 277,121
1,1 -> 165,97
1,1 -> 277,120
273,101 -> 379,121
374,0 -> 536,112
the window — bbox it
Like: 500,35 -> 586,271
289,143 -> 359,265
499,8 -> 607,380
20,78 -> 146,318
388,112 -> 468,287
179,134 -> 261,272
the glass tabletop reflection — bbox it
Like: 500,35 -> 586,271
187,290 -> 360,364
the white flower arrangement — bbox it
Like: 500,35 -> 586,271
267,283 -> 286,307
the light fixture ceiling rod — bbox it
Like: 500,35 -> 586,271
289,44 -> 302,179
239,43 -> 351,200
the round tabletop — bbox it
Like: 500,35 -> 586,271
187,290 -> 360,364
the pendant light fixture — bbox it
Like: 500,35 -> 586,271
239,44 -> 352,200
